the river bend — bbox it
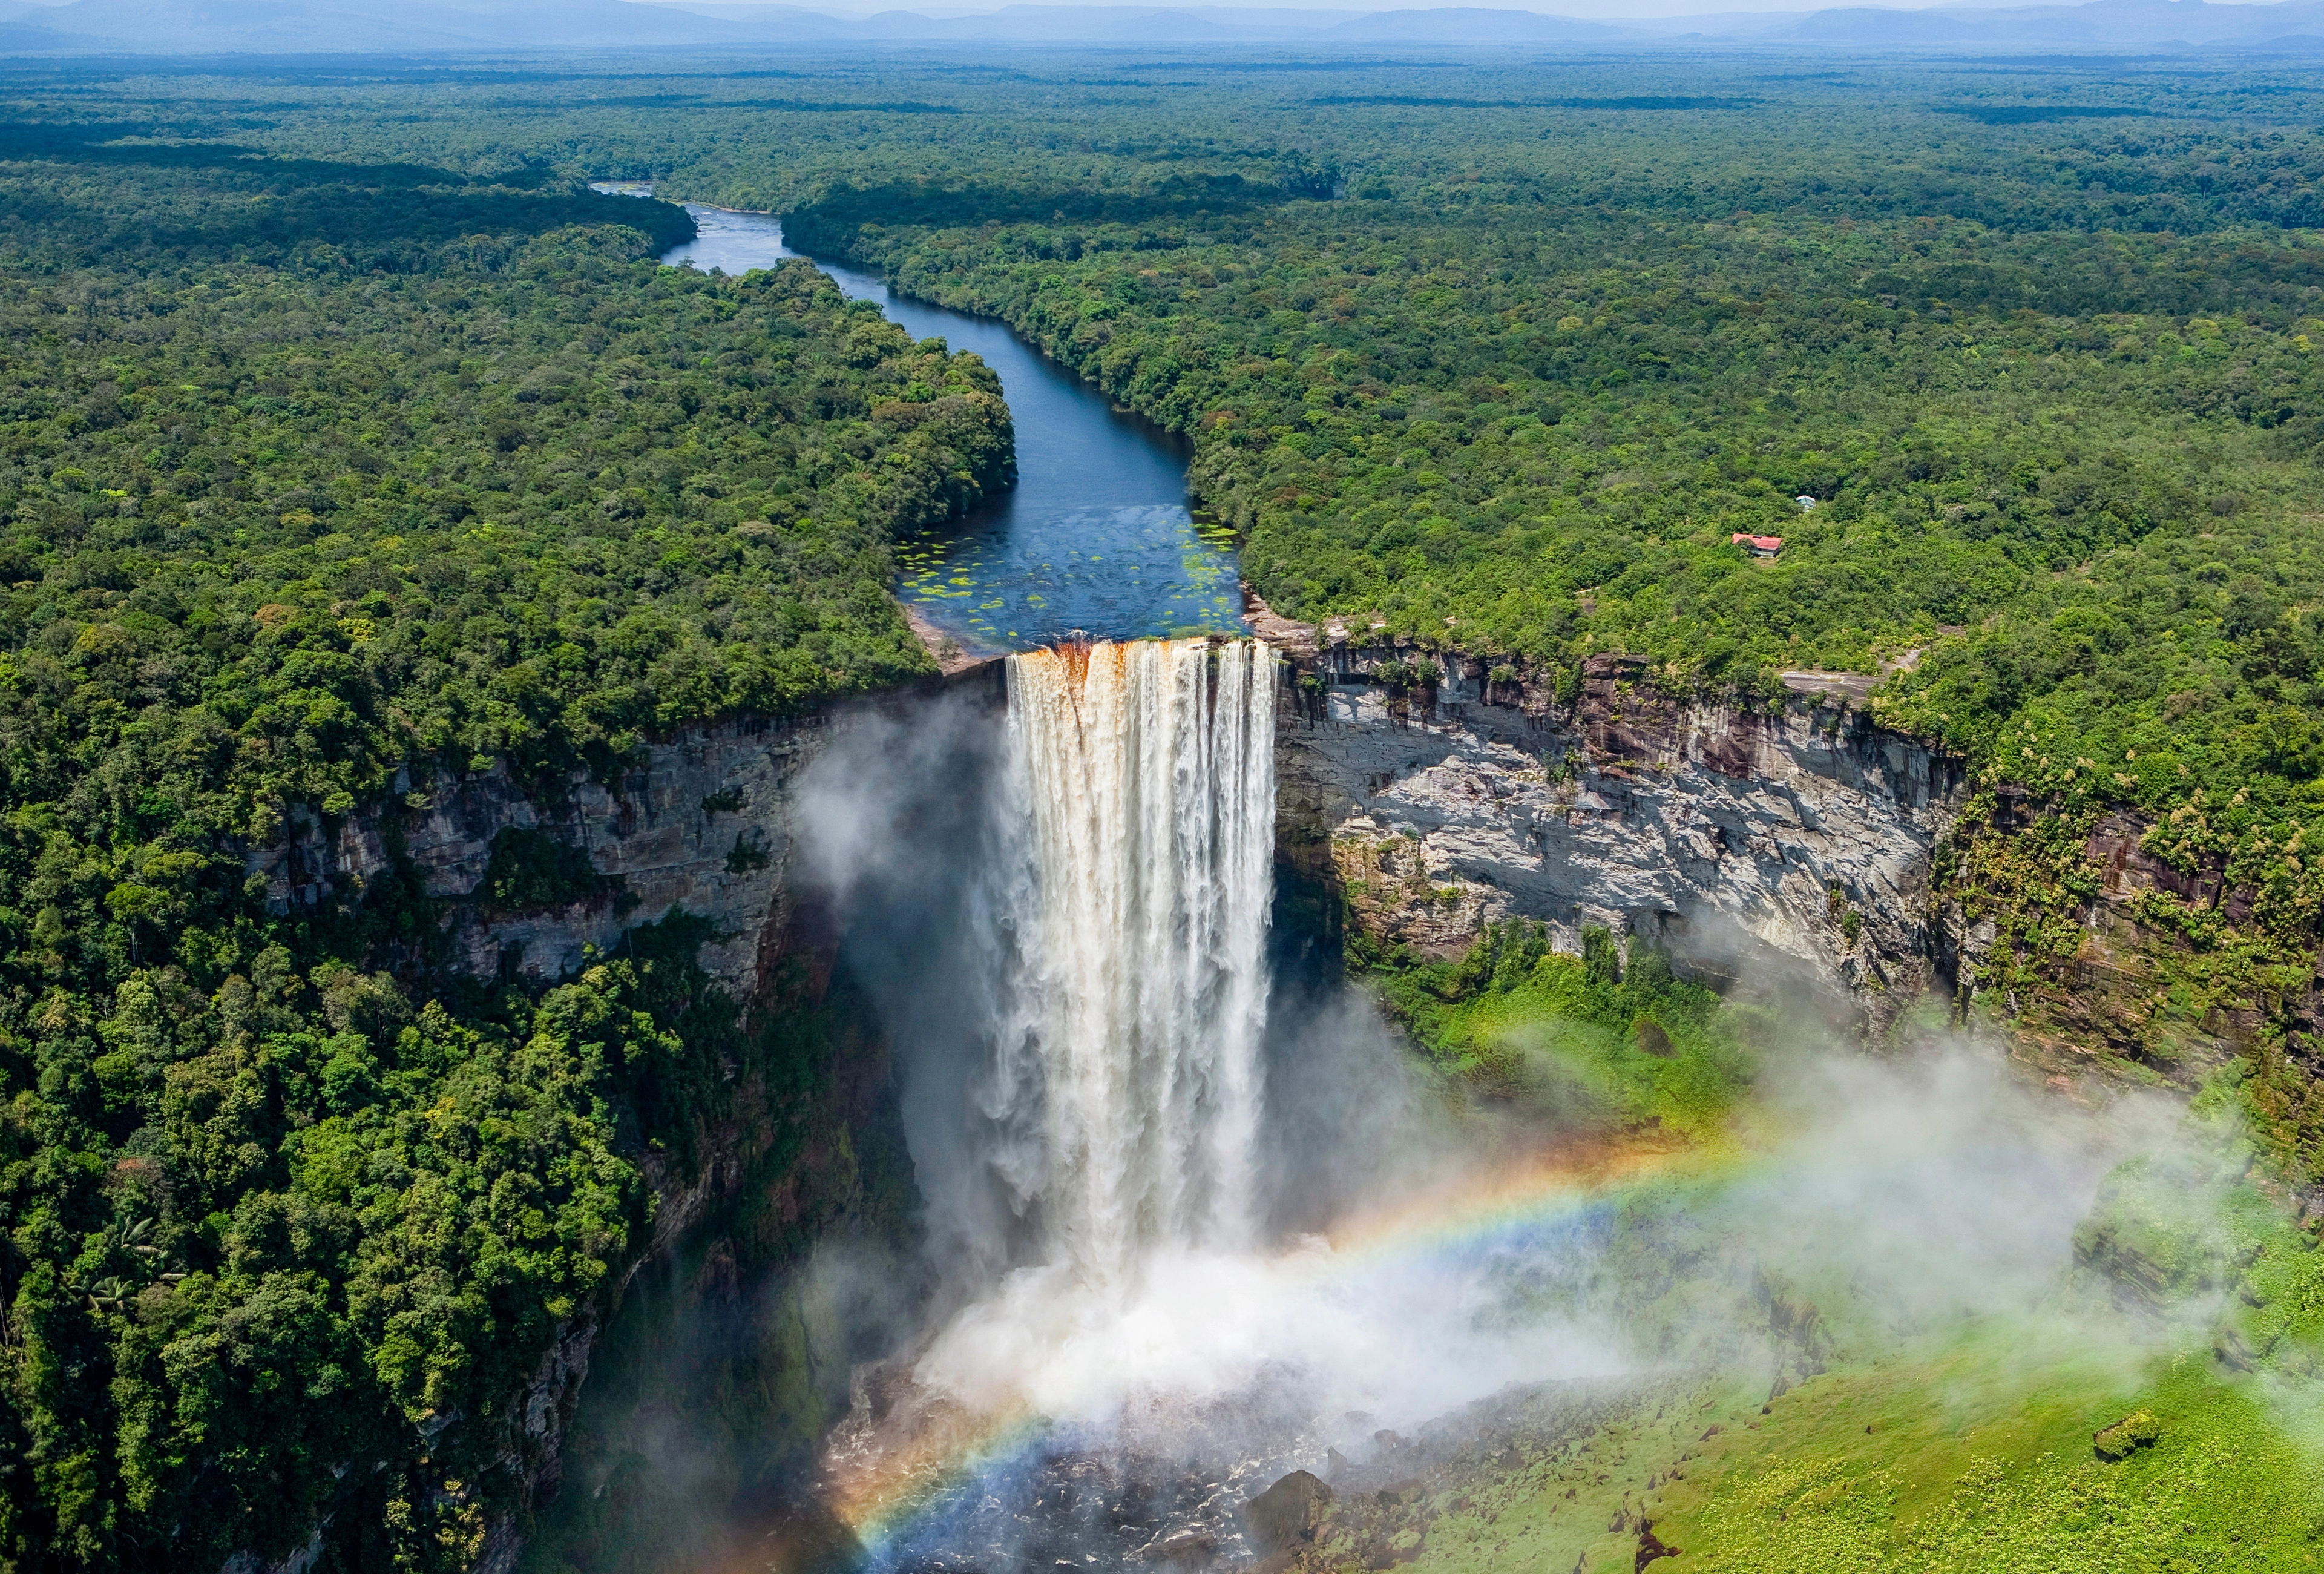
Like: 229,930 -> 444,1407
597,190 -> 1248,656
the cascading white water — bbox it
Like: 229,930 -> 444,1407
832,633 -> 1610,1543
993,637 -> 1278,1295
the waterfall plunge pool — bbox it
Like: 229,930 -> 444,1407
593,189 -> 1249,657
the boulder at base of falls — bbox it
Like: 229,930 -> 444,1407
1245,1471 -> 1334,1551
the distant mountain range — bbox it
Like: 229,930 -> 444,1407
1331,7 -> 1632,39
1762,0 -> 2324,44
0,0 -> 2320,55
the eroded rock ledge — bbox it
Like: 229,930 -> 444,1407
1264,628 -> 1967,1024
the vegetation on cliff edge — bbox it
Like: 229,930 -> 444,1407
0,121 -> 1001,1569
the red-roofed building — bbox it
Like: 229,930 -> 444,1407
1731,533 -> 1783,558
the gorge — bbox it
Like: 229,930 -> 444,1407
267,229 -> 2265,1574
454,616 -> 2194,1574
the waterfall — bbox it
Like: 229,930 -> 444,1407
993,637 -> 1279,1294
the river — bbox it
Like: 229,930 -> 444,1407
594,190 -> 1247,656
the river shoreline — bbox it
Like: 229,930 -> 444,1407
594,184 -> 1248,653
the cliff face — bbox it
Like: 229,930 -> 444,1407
1925,794 -> 2308,1088
246,714 -> 830,1001
1270,642 -> 1969,1024
222,673 -> 1006,1574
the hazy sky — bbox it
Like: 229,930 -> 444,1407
668,0 -> 2243,18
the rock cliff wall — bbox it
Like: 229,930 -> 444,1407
226,668 -> 1003,1574
1924,794 -> 2311,1088
1267,638 -> 1969,1025
246,714 -> 829,1000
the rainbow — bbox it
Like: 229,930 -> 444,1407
801,1131 -> 1739,1570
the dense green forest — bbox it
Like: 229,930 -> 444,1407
829,196 -> 2324,1163
350,58 -> 2324,988
730,57 -> 2324,1163
760,77 -> 2324,1003
0,45 -> 2320,1574
0,105 -> 1006,1570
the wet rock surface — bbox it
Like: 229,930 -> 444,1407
814,1372 -> 1687,1574
1244,1470 -> 1333,1552
872,1432 -> 1295,1574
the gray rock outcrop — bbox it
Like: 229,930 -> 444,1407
1271,644 -> 1968,1022
243,714 -> 830,999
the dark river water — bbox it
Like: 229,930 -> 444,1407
597,191 -> 1247,655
